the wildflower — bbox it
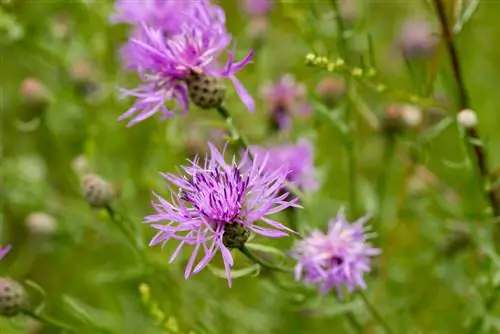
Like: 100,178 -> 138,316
398,18 -> 438,59
251,138 -> 318,193
0,245 -> 12,260
118,1 -> 254,126
260,74 -> 310,131
0,277 -> 28,317
291,211 -> 380,296
145,143 -> 299,286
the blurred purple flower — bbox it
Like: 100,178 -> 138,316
243,0 -> 273,16
260,74 -> 311,131
0,244 -> 12,260
251,138 -> 318,193
118,1 -> 254,126
145,143 -> 299,286
291,211 -> 380,296
111,0 -> 196,34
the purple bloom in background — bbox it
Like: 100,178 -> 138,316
251,138 -> 318,193
260,74 -> 311,131
117,0 -> 254,126
145,143 -> 299,286
243,0 -> 273,16
0,244 -> 12,260
291,211 -> 380,296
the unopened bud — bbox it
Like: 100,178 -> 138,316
398,18 -> 437,59
401,105 -> 422,128
247,15 -> 268,40
81,174 -> 115,208
25,212 -> 57,235
439,223 -> 471,257
186,72 -> 226,110
381,104 -> 405,136
457,109 -> 477,128
70,60 -> 98,96
71,155 -> 89,177
0,278 -> 28,317
316,77 -> 346,108
20,78 -> 50,106
222,223 -> 250,249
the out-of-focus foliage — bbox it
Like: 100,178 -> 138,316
2,0 -> 500,333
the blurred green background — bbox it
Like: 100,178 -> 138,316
2,0 -> 500,333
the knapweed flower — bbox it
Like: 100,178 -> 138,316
251,138 -> 318,193
145,143 -> 299,286
260,74 -> 311,131
0,245 -> 12,260
118,0 -> 254,126
291,211 -> 380,296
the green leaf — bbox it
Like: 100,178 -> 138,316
422,117 -> 453,142
62,296 -> 98,326
208,264 -> 260,279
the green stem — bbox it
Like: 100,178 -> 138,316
238,245 -> 292,273
215,106 -> 253,160
23,309 -> 78,332
359,291 -> 395,334
469,285 -> 500,333
376,136 -> 396,227
105,206 -> 143,254
345,311 -> 364,333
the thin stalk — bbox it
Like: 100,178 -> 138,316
332,0 -> 358,220
215,106 -> 253,160
238,245 -> 292,273
359,291 -> 395,334
376,136 -> 396,227
23,309 -> 78,332
345,311 -> 364,333
433,0 -> 498,218
105,205 -> 143,254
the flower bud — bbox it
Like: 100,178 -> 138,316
186,73 -> 226,109
401,105 -> 422,128
81,174 -> 115,208
0,277 -> 28,317
439,223 -> 471,257
71,155 -> 89,177
398,18 -> 437,59
381,104 -> 405,136
457,109 -> 478,128
247,15 -> 269,40
19,78 -> 50,107
222,223 -> 250,249
316,77 -> 346,108
25,212 -> 57,235
70,60 -> 98,97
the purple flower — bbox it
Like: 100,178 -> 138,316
242,0 -> 273,16
291,211 -> 380,296
145,143 -> 299,286
118,1 -> 254,126
0,244 -> 12,260
251,138 -> 318,192
110,0 -> 196,34
260,74 -> 311,131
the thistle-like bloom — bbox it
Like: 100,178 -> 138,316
118,1 -> 254,126
146,143 -> 298,286
291,211 -> 380,296
0,245 -> 12,260
251,138 -> 318,192
260,74 -> 311,131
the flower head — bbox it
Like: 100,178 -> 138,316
251,138 -> 318,193
260,74 -> 310,131
291,211 -> 380,296
118,1 -> 254,126
146,143 -> 299,286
